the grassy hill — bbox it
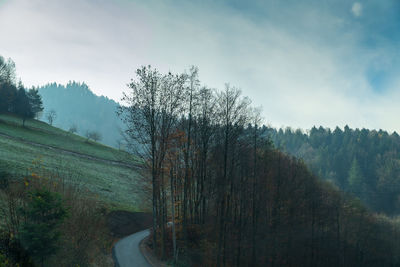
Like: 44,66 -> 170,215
0,113 -> 143,211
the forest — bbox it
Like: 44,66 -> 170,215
118,66 -> 400,266
268,126 -> 400,215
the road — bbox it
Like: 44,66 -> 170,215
113,229 -> 151,267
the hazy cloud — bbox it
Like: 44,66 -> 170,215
352,2 -> 363,17
0,0 -> 399,132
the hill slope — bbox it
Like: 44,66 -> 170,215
0,114 -> 142,210
37,82 -> 123,147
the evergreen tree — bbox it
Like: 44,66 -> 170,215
27,88 -> 44,119
0,82 -> 17,113
348,158 -> 364,191
13,85 -> 34,126
0,56 -> 17,113
19,190 -> 67,266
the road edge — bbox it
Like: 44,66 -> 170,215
139,234 -> 167,267
112,245 -> 120,267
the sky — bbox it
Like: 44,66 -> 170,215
1,0 -> 400,131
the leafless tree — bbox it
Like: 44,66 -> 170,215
85,130 -> 102,142
46,109 -> 57,126
68,124 -> 78,134
0,56 -> 16,84
215,84 -> 251,267
118,66 -> 186,258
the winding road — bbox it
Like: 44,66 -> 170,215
113,229 -> 151,267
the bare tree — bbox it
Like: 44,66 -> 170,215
68,124 -> 78,134
46,109 -> 57,126
250,106 -> 263,267
85,130 -> 102,142
90,131 -> 102,142
215,84 -> 250,267
0,56 -> 16,84
182,66 -> 199,244
118,66 -> 186,257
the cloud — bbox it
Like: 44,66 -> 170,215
352,2 -> 362,17
0,0 -> 399,133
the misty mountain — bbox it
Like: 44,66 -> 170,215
38,81 -> 123,147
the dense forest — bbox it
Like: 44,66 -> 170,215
119,66 -> 400,266
38,82 -> 123,147
267,126 -> 400,215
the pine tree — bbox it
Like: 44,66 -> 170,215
14,85 -> 34,126
348,158 -> 364,194
19,190 -> 67,266
0,82 -> 17,113
27,88 -> 44,119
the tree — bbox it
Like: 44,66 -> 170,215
376,157 -> 400,214
0,56 -> 16,85
119,66 -> 186,257
182,66 -> 199,245
13,85 -> 34,127
85,130 -> 102,142
46,110 -> 57,126
0,82 -> 17,113
348,158 -> 365,194
19,190 -> 67,266
68,124 -> 78,134
0,56 -> 17,114
91,131 -> 102,142
215,84 -> 250,266
250,106 -> 263,267
27,88 -> 43,119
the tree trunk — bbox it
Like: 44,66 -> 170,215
170,168 -> 177,263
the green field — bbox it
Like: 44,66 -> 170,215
0,114 -> 144,210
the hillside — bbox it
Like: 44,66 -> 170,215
0,113 -> 143,210
266,126 -> 400,215
37,82 -> 123,147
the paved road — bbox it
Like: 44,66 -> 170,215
113,229 -> 151,267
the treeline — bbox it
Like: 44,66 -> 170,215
119,66 -> 400,266
267,126 -> 400,215
0,56 -> 43,126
